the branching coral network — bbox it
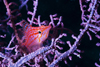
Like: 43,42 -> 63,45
0,0 -> 100,67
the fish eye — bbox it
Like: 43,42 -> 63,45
38,31 -> 41,34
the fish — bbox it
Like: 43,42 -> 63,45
22,22 -> 51,52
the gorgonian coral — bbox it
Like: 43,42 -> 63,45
0,0 -> 100,67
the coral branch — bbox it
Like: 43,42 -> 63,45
19,0 -> 29,10
49,0 -> 97,66
30,0 -> 38,25
0,52 -> 14,66
3,0 -> 22,44
13,38 -> 54,67
7,35 -> 15,48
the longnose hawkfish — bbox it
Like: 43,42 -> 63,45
22,22 -> 51,52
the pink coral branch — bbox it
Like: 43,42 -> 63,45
49,0 -> 97,66
13,38 -> 54,67
30,0 -> 38,25
19,0 -> 29,10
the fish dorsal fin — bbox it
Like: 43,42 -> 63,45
23,21 -> 31,31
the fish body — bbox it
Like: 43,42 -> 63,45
22,22 -> 51,52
